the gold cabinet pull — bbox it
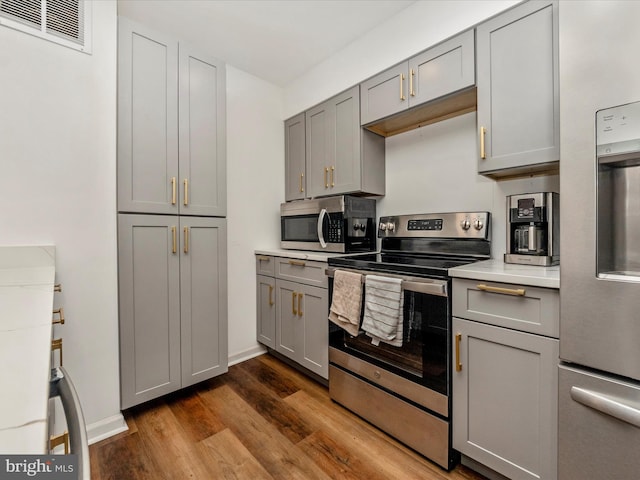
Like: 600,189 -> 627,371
455,333 -> 462,372
257,255 -> 271,262
54,284 -> 62,293
52,338 -> 63,366
410,68 -> 415,96
480,127 -> 486,159
330,166 -> 335,187
288,259 -> 306,267
268,285 -> 274,306
171,177 -> 177,205
400,73 -> 406,101
292,292 -> 298,315
299,173 -> 304,193
183,227 -> 189,254
52,307 -> 65,325
477,284 -> 526,296
297,293 -> 303,317
183,179 -> 189,206
324,167 -> 329,188
50,431 -> 69,454
171,226 -> 177,254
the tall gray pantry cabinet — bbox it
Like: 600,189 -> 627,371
117,18 -> 228,410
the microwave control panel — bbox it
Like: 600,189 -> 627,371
327,217 -> 343,243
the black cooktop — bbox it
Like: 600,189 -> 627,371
327,252 -> 476,278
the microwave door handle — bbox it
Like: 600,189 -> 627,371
317,208 -> 328,249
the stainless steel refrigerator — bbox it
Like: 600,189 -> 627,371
559,2 -> 640,478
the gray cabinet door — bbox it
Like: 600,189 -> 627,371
476,0 -> 559,174
178,44 -> 227,217
297,283 -> 329,379
118,214 -> 181,409
284,113 -> 306,201
275,279 -> 301,362
452,317 -> 558,480
117,18 -> 179,215
360,62 -> 408,126
305,101 -> 332,198
409,30 -> 475,107
256,275 -> 276,348
180,216 -> 228,387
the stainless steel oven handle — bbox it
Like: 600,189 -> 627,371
570,386 -> 640,429
325,267 -> 448,297
317,208 -> 328,249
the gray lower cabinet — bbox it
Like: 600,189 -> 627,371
119,214 -> 227,409
118,17 -> 226,216
256,255 -> 329,379
360,29 -> 475,126
284,113 -> 306,202
476,0 -> 559,177
305,86 -> 385,199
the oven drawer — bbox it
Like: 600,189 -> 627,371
329,365 -> 452,470
452,278 -> 559,337
276,258 -> 327,288
255,255 -> 275,276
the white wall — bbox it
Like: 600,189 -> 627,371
0,1 -> 124,439
226,66 -> 284,363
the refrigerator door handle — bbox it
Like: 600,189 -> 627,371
571,386 -> 640,429
50,366 -> 90,480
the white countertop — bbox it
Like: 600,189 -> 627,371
0,246 -> 56,454
449,259 -> 559,289
255,248 -> 359,263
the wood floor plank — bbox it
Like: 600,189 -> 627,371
167,387 -> 227,442
196,428 -> 275,480
198,384 -> 331,480
235,355 -> 300,398
132,401 -> 217,479
94,432 -> 161,480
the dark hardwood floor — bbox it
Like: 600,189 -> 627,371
90,354 -> 488,480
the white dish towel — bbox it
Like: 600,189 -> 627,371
361,275 -> 404,347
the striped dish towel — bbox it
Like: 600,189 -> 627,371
361,275 -> 404,347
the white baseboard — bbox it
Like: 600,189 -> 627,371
87,413 -> 128,445
228,345 -> 267,366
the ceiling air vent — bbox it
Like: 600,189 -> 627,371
0,0 -> 92,53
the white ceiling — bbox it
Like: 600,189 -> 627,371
117,0 -> 417,87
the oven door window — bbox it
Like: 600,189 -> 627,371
330,289 -> 449,395
281,215 -> 319,242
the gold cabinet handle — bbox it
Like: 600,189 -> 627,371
292,292 -> 298,315
52,338 -> 63,366
288,259 -> 306,267
299,173 -> 304,193
183,179 -> 189,206
54,283 -> 62,293
268,285 -> 274,306
477,284 -> 526,296
480,127 -> 487,159
330,166 -> 335,187
410,68 -> 415,97
183,226 -> 189,254
171,226 -> 177,254
297,293 -> 303,317
455,333 -> 462,372
52,307 -> 65,325
400,73 -> 406,101
50,431 -> 69,454
171,177 -> 177,205
257,255 -> 271,262
324,167 -> 329,188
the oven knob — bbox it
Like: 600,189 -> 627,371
473,218 -> 484,230
460,219 -> 471,230
385,222 -> 395,232
379,222 -> 387,231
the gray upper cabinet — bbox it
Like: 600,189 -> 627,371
360,30 -> 475,127
284,113 -> 306,201
118,18 -> 226,216
117,18 -> 179,215
476,0 -> 559,177
119,214 -> 228,408
178,45 -> 227,217
306,86 -> 385,198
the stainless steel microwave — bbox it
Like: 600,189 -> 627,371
280,195 -> 376,253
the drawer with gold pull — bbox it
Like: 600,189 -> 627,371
275,257 -> 327,288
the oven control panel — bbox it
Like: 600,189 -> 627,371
378,212 -> 490,239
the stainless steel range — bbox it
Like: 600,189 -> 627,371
326,212 -> 490,470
